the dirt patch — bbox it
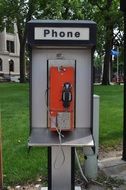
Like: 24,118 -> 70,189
7,184 -> 41,190
99,145 -> 122,160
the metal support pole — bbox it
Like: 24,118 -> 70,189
51,146 -> 72,190
83,95 -> 99,179
122,12 -> 126,160
48,146 -> 78,190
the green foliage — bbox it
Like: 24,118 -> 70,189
94,55 -> 102,68
0,0 -> 124,84
38,0 -> 84,20
88,0 -> 123,55
0,0 -> 123,57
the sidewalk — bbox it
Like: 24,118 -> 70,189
85,156 -> 126,190
99,156 -> 126,180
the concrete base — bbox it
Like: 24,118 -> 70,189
99,156 -> 126,180
41,187 -> 81,190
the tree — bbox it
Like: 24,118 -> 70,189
0,0 -> 123,84
87,0 -> 123,84
0,0 -> 85,82
0,0 -> 42,83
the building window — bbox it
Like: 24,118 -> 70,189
7,40 -> 15,53
9,59 -> 14,72
0,58 -> 2,71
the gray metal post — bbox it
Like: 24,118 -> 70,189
83,95 -> 100,179
44,146 -> 81,190
51,146 -> 72,190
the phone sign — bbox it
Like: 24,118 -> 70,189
34,27 -> 90,41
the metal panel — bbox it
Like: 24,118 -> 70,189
48,50 -> 91,129
31,48 -> 91,129
57,112 -> 71,130
51,146 -> 71,190
48,59 -> 75,67
28,128 -> 94,147
83,95 -> 100,179
32,49 -> 47,128
93,95 -> 100,155
75,50 -> 91,128
29,49 -> 93,146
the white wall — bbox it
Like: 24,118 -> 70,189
0,54 -> 20,76
0,24 -> 20,77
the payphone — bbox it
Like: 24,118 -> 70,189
27,20 -> 97,190
48,65 -> 75,131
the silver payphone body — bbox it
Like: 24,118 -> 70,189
27,20 -> 96,190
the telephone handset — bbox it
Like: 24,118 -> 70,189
62,82 -> 72,108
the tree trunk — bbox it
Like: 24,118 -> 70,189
20,43 -> 25,83
102,41 -> 112,85
102,24 -> 113,85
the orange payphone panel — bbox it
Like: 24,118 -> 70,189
48,66 -> 75,131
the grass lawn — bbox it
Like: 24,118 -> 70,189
94,84 -> 123,147
0,83 -> 47,186
0,83 -> 123,186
